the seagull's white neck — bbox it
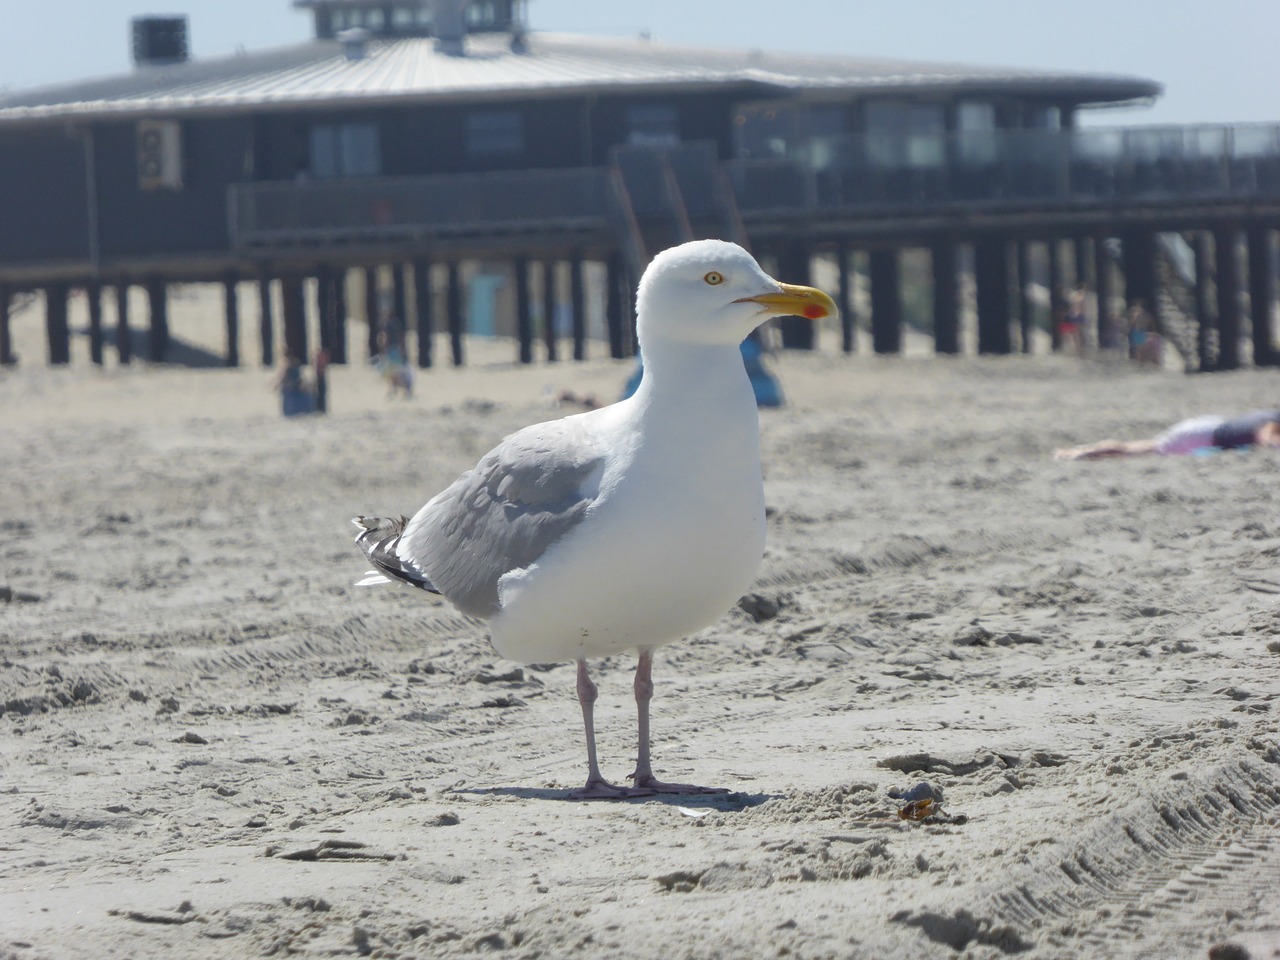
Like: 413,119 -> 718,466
631,335 -> 753,417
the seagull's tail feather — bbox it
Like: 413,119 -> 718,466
352,515 -> 441,594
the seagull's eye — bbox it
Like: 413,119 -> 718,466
703,271 -> 725,286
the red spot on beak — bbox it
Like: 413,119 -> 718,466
803,304 -> 826,320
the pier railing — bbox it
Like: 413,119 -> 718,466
229,167 -> 610,247
229,124 -> 1280,247
728,123 -> 1280,214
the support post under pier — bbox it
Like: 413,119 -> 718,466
46,283 -> 70,365
1247,226 -> 1276,366
1215,228 -> 1241,370
932,240 -> 959,355
974,238 -> 1011,355
869,248 -> 901,355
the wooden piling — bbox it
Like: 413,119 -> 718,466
1048,239 -> 1064,352
315,265 -> 334,359
257,270 -> 274,368
1215,227 -> 1241,370
1016,241 -> 1034,354
280,275 -> 307,362
447,261 -> 464,367
145,277 -> 169,363
331,268 -> 348,365
0,284 -> 11,366
570,253 -> 586,361
392,264 -> 408,337
223,273 -> 240,368
1193,231 -> 1214,371
116,281 -> 132,365
836,243 -> 854,354
364,265 -> 379,360
413,259 -> 433,369
869,248 -> 901,355
932,240 -> 959,355
606,251 -> 625,360
974,238 -> 1011,355
1092,237 -> 1115,351
542,260 -> 558,362
515,256 -> 533,364
624,265 -> 638,358
776,244 -> 815,350
1247,226 -> 1276,366
46,284 -> 70,365
87,280 -> 104,365
1120,231 -> 1157,321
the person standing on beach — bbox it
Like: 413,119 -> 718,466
1126,299 -> 1162,366
275,351 -> 312,416
1061,282 -> 1087,356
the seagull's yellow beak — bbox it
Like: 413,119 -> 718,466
735,283 -> 838,321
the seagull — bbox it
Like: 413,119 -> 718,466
353,239 -> 836,798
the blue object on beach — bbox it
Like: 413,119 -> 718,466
621,338 -> 783,407
282,388 -> 314,416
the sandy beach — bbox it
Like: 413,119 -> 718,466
1,302 -> 1278,959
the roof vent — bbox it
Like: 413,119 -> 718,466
132,15 -> 189,68
338,27 -> 371,61
431,0 -> 468,56
510,25 -> 528,54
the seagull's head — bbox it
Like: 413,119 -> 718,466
636,240 -> 838,347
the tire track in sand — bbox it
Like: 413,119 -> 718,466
894,754 -> 1280,957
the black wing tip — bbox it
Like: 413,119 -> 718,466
352,513 -> 441,595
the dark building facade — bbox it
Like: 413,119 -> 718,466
1,0 -> 1277,370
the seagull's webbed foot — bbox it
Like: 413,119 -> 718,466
568,777 -> 657,801
628,773 -> 730,795
571,660 -> 657,800
628,651 -> 731,795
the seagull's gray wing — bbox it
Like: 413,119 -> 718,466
397,417 -> 607,618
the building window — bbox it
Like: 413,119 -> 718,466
627,104 -> 679,146
733,104 -> 800,159
309,123 -> 381,178
864,101 -> 945,168
956,101 -> 997,165
957,101 -> 996,132
467,0 -> 506,28
466,111 -> 524,156
1026,104 -> 1061,130
807,104 -> 845,170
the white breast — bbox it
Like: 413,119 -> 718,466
489,356 -> 766,664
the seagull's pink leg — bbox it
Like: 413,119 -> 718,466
567,658 -> 654,800
629,649 -> 728,795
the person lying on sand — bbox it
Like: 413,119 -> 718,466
1054,409 -> 1280,460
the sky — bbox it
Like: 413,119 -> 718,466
3,0 -> 1278,127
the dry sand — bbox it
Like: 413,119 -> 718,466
1,304 -> 1278,960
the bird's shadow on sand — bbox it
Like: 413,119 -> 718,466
451,786 -> 779,810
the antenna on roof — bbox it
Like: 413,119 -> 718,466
510,0 -> 530,53
338,27 -> 370,61
431,0 -> 467,56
